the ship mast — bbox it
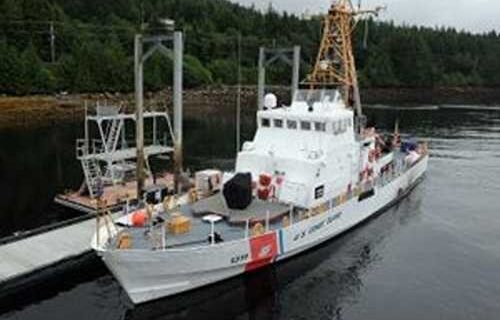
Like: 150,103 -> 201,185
304,0 -> 384,117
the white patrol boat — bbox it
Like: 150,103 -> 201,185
92,0 -> 428,304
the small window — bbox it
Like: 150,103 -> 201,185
301,121 -> 311,131
340,120 -> 346,133
315,185 -> 325,199
274,119 -> 283,128
333,121 -> 339,135
287,120 -> 298,130
261,118 -> 270,127
314,122 -> 326,132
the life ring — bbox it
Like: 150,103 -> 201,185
188,188 -> 198,203
251,223 -> 265,237
282,216 -> 290,228
116,231 -> 132,250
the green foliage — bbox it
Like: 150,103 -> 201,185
0,42 -> 23,94
208,59 -> 238,85
19,43 -> 56,94
184,54 -> 213,87
0,0 -> 499,95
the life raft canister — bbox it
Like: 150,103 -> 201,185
257,186 -> 271,200
259,173 -> 272,187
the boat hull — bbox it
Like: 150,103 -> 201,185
101,155 -> 428,304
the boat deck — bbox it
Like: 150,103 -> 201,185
191,193 -> 291,225
112,194 -> 292,251
55,174 -> 174,214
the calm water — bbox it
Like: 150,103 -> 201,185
1,105 -> 500,319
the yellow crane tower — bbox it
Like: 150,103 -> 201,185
304,0 -> 385,117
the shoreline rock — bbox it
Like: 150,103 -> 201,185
0,86 -> 499,129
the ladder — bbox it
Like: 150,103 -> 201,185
81,157 -> 103,199
105,119 -> 122,153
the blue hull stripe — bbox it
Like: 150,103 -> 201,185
278,229 -> 285,256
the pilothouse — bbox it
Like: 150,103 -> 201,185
238,90 -> 359,209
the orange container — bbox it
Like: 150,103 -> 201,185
168,214 -> 192,235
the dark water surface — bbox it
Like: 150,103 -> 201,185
1,106 -> 500,319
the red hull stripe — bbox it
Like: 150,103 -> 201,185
245,232 -> 278,272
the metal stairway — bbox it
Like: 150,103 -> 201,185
105,119 -> 123,153
81,157 -> 103,199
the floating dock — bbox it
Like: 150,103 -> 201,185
0,213 -> 111,294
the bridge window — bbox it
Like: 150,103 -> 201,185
261,118 -> 270,127
301,121 -> 311,131
287,120 -> 298,130
314,122 -> 326,132
315,185 -> 325,199
274,119 -> 283,128
333,121 -> 339,135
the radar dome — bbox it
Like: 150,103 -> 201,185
263,93 -> 278,109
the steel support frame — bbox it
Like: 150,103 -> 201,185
257,46 -> 301,110
134,32 -> 183,199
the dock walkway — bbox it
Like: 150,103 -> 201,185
0,216 -> 99,288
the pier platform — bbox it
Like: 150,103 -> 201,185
0,214 -> 110,294
55,174 -> 174,214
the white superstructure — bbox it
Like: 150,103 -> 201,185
237,90 -> 359,208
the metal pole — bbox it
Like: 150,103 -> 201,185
353,77 -> 362,117
210,221 -> 215,245
153,116 -> 157,145
257,47 -> 266,110
121,121 -> 127,149
161,222 -> 166,250
292,46 -> 301,100
49,21 -> 55,63
173,32 -> 184,182
245,219 -> 250,239
135,34 -> 145,200
84,101 -> 89,151
265,210 -> 270,232
236,33 -> 242,154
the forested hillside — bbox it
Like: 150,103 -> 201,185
0,0 -> 499,95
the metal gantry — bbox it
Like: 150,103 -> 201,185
134,31 -> 184,198
257,46 -> 301,110
77,103 -> 175,199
